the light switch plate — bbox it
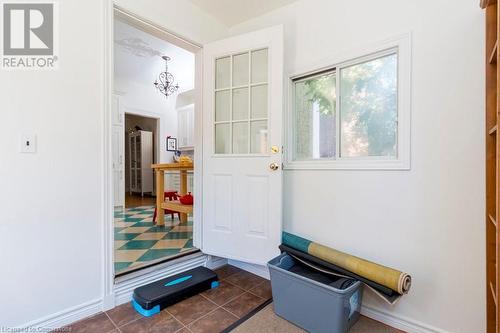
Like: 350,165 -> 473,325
20,134 -> 36,153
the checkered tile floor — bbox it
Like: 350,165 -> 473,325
114,205 -> 195,274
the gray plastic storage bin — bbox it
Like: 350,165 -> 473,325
268,253 -> 363,333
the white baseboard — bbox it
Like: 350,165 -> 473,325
227,259 -> 270,279
18,298 -> 102,331
18,255 -> 447,333
101,293 -> 115,312
361,304 -> 449,333
18,253 -> 212,330
206,255 -> 228,270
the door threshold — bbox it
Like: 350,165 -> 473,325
115,248 -> 201,281
113,251 -> 213,307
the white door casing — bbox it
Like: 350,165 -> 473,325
112,95 -> 125,207
202,26 -> 284,265
112,94 -> 124,126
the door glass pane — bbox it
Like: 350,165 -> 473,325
251,49 -> 268,83
215,123 -> 230,154
293,72 -> 336,160
251,120 -> 268,154
232,88 -> 249,121
251,84 -> 267,119
340,53 -> 397,157
215,90 -> 230,122
233,53 -> 249,86
216,56 -> 230,89
214,49 -> 271,155
232,122 -> 249,154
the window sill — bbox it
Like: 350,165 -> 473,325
283,159 -> 410,171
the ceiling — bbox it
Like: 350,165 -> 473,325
189,0 -> 299,27
114,19 -> 195,92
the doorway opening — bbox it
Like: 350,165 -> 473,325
112,11 -> 198,277
125,113 -> 158,206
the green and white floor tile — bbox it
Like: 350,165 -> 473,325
114,205 -> 194,274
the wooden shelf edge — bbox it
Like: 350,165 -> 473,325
490,41 -> 498,64
152,162 -> 193,171
481,0 -> 498,9
489,125 -> 498,135
491,282 -> 497,306
161,200 -> 193,214
490,214 -> 498,228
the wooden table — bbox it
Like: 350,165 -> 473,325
152,163 -> 193,226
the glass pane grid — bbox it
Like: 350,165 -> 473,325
251,49 -> 268,84
233,52 -> 249,86
215,90 -> 230,122
214,48 -> 269,155
232,87 -> 249,121
230,120 -> 250,123
215,56 -> 230,89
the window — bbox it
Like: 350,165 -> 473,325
340,53 -> 397,158
288,37 -> 410,170
294,71 -> 337,160
214,48 -> 269,155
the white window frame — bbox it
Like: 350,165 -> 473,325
285,33 -> 411,170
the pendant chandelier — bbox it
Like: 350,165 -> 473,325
154,55 -> 179,97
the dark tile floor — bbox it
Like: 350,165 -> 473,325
60,265 -> 270,333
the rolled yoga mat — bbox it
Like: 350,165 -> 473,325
278,244 -> 398,300
282,232 -> 412,295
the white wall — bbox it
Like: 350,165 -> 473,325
0,0 -> 103,327
0,0 -> 226,327
115,0 -> 228,44
115,78 -> 178,164
0,0 -> 485,330
230,1 -> 485,332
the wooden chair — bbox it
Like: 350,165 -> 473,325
153,190 -> 181,223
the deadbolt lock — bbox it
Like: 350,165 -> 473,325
271,145 -> 280,154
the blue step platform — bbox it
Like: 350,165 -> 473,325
132,266 -> 219,317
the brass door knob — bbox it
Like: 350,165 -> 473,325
269,162 -> 280,171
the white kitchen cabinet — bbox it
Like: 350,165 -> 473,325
177,104 -> 194,150
165,172 -> 194,193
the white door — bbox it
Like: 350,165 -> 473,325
112,95 -> 123,126
202,26 -> 284,265
112,125 -> 124,207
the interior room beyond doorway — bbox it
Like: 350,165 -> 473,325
112,15 -> 197,276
